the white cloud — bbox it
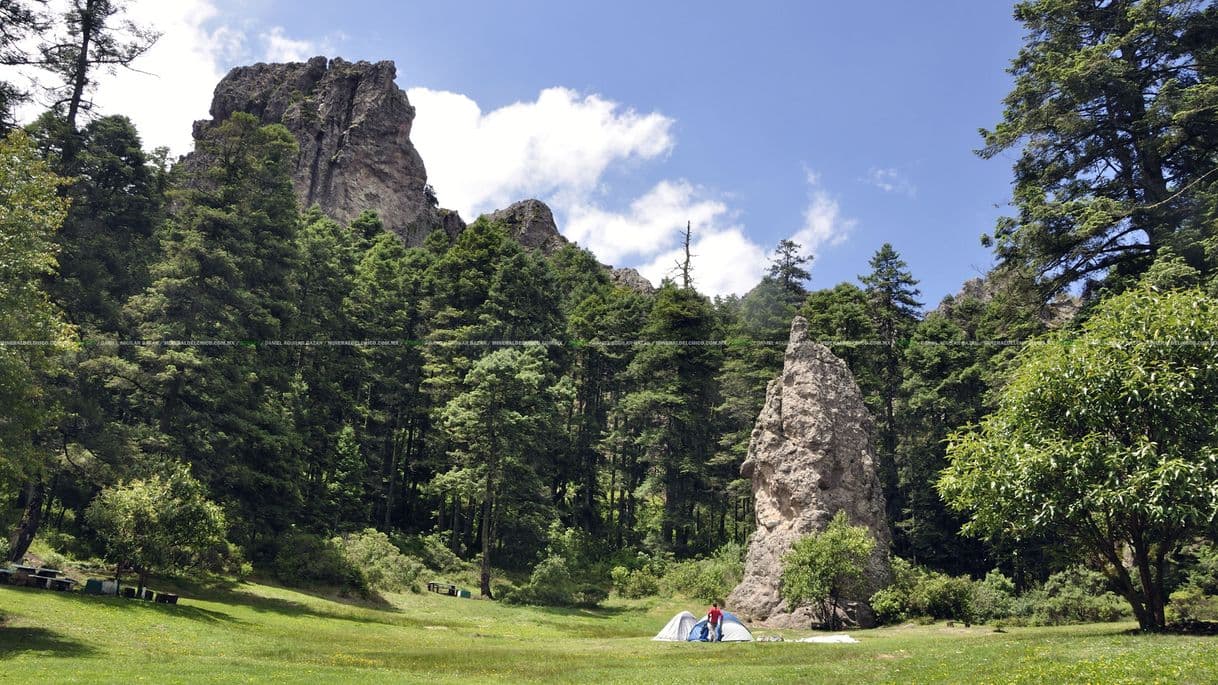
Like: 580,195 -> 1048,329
636,223 -> 769,298
792,169 -> 856,256
863,166 -> 916,197
406,86 -> 776,295
406,86 -> 675,219
0,1 -> 332,156
563,180 -> 726,264
261,26 -> 315,63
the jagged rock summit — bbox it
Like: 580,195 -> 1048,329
727,316 -> 892,628
193,56 -> 461,245
191,56 -> 655,293
481,199 -> 569,254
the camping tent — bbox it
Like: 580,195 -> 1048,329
687,611 -> 753,642
653,611 -> 697,641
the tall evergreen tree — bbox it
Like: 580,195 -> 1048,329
440,347 -> 555,597
620,281 -> 720,553
981,0 -> 1218,295
105,113 -> 301,549
859,243 -> 921,525
767,238 -> 813,299
38,0 -> 158,133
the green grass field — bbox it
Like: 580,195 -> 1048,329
1,581 -> 1214,684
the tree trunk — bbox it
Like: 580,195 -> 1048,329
65,0 -> 97,132
7,481 -> 45,563
479,492 -> 493,598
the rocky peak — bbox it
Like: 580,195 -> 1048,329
481,199 -> 568,254
610,267 -> 656,294
192,56 -> 459,245
727,316 -> 892,628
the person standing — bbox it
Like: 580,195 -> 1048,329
707,602 -> 724,642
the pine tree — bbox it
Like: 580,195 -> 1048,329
859,243 -> 921,525
981,0 -> 1218,295
767,239 -> 813,300
621,280 -> 720,553
106,113 -> 302,549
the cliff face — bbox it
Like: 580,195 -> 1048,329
193,56 -> 460,245
727,316 -> 892,628
191,57 -> 655,292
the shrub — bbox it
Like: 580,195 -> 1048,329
38,549 -> 70,571
1185,542 -> 1218,595
909,573 -> 975,622
612,565 -> 660,599
393,532 -> 463,573
661,543 -> 744,604
1023,566 -> 1129,625
869,586 -> 908,624
273,531 -> 365,592
1167,585 -> 1218,623
334,529 -> 425,594
504,555 -> 577,606
971,570 -> 1017,622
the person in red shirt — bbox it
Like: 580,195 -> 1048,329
707,602 -> 724,642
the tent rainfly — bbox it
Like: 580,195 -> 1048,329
653,611 -> 697,641
687,611 -> 753,642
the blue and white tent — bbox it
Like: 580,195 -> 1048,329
687,611 -> 753,642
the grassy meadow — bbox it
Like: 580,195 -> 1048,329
1,580 -> 1215,684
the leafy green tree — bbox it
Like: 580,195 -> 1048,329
800,282 -> 881,391
0,131 -> 72,562
713,275 -> 800,543
941,285 -> 1218,630
781,511 -> 877,630
28,113 -> 165,332
85,462 -> 227,594
343,230 -> 434,530
439,347 -> 555,597
980,0 -> 1218,295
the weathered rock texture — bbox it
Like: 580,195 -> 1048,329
727,316 -> 892,628
610,267 -> 656,294
481,199 -> 569,254
192,56 -> 458,245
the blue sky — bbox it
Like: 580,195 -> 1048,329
14,1 -> 1028,304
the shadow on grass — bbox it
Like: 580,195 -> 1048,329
0,626 -> 95,660
4,584 -> 245,625
531,604 -> 641,620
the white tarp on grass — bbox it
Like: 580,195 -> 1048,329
796,634 -> 859,643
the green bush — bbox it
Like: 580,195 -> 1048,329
869,586 -> 908,624
1185,542 -> 1218,595
909,573 -> 975,622
1020,566 -> 1129,626
971,570 -> 1017,622
660,543 -> 744,604
869,558 -> 976,624
504,555 -> 578,606
611,565 -> 661,598
38,549 -> 70,571
273,531 -> 365,592
393,532 -> 463,573
1166,585 -> 1218,623
334,529 -> 424,594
